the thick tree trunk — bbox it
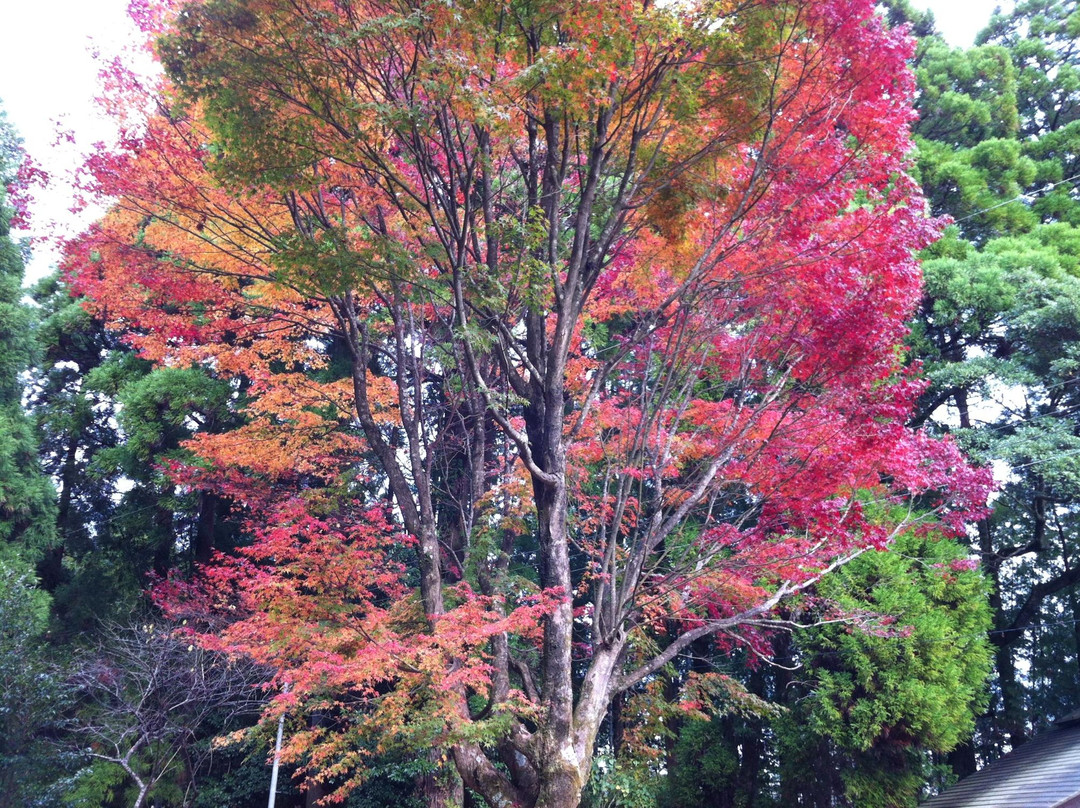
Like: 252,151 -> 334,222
36,545 -> 65,592
305,712 -> 328,807
418,748 -> 463,808
974,508 -> 1028,755
527,459 -> 613,808
736,669 -> 767,805
152,496 -> 175,578
996,641 -> 1027,749
533,475 -> 585,808
193,491 -> 218,565
947,741 -> 978,780
534,766 -> 584,808
305,779 -> 326,807
38,431 -> 82,590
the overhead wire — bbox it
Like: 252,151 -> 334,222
950,171 -> 1080,224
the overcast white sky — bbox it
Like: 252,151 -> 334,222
0,0 -> 1010,282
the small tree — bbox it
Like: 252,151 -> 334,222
66,621 -> 265,808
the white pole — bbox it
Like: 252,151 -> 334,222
267,684 -> 288,808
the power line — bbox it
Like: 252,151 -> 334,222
952,172 -> 1080,224
990,615 -> 1080,636
945,400 -> 1080,439
1009,446 -> 1080,473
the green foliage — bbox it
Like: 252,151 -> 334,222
907,3 -> 1080,763
583,750 -> 663,808
797,533 -> 992,757
0,555 -> 65,804
878,0 -> 938,38
27,273 -> 130,610
0,404 -> 58,550
0,110 -> 56,558
64,760 -> 129,808
658,533 -> 991,808
658,714 -> 774,808
85,359 -> 237,581
97,365 -> 232,471
979,0 -> 1080,141
914,39 -> 1018,148
784,532 -> 990,808
64,758 -> 190,808
914,136 -> 1039,241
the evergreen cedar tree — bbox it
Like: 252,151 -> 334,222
0,115 -> 56,558
66,0 -> 993,805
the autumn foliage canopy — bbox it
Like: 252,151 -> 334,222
66,0 -> 992,804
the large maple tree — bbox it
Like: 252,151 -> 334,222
67,0 -> 991,805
